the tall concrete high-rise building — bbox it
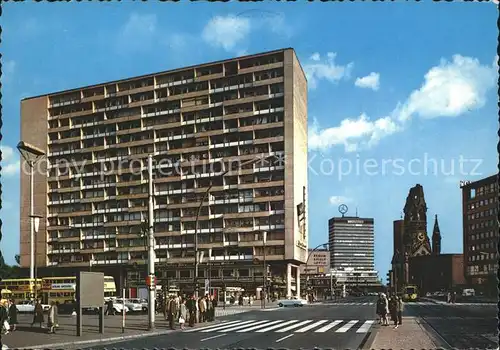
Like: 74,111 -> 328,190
19,48 -> 308,297
328,217 -> 375,270
328,216 -> 379,287
461,175 -> 498,292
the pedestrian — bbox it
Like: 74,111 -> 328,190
0,300 -> 9,349
105,299 -> 114,316
447,292 -> 451,303
198,296 -> 206,322
396,296 -> 404,328
168,296 -> 179,330
162,298 -> 169,321
187,295 -> 196,327
376,293 -> 384,324
378,293 -> 389,326
210,294 -> 217,321
8,299 -> 18,331
389,295 -> 397,326
47,301 -> 58,333
31,299 -> 45,328
179,299 -> 187,330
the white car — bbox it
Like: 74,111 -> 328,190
120,298 -> 143,313
277,298 -> 308,307
109,299 -> 130,315
16,300 -> 50,313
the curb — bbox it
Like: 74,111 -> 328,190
16,319 -> 230,350
360,325 -> 379,350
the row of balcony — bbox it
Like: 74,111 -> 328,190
48,60 -> 284,110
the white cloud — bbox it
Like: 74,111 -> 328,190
309,114 -> 399,153
396,55 -> 496,122
329,196 -> 353,206
117,13 -> 157,51
309,54 -> 497,153
3,60 -> 16,84
303,52 -> 354,90
355,72 -> 380,91
1,146 -> 20,177
202,15 -> 251,52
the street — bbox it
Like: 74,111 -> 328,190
404,300 -> 498,349
85,297 -> 378,349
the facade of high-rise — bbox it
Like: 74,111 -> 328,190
461,175 -> 498,291
328,216 -> 379,286
328,217 -> 374,271
19,48 -> 309,297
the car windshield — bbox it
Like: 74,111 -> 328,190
406,288 -> 415,294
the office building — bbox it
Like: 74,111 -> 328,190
461,175 -> 498,293
328,217 -> 374,271
19,48 -> 309,297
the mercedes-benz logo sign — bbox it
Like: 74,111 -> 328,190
338,204 -> 348,215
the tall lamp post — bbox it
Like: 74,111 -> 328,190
17,141 -> 45,284
304,243 -> 328,298
262,231 -> 267,309
193,157 -> 262,298
30,214 -> 43,300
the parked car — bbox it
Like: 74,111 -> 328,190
277,297 -> 308,307
108,299 -> 130,315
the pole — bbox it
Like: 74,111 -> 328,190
122,288 -> 126,333
330,273 -> 333,301
147,155 -> 155,330
263,232 -> 267,309
29,162 -> 34,283
194,187 -> 212,299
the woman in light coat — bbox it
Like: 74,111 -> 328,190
47,301 -> 58,334
179,299 -> 187,330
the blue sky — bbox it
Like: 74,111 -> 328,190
0,3 -> 497,280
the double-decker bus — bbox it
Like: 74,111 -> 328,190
0,278 -> 42,302
40,276 -> 117,305
402,285 -> 419,302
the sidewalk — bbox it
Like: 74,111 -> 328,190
366,316 -> 446,349
4,308 -> 252,350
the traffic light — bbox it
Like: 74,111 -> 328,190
387,270 -> 392,287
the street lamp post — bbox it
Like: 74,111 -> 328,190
304,243 -> 328,299
262,231 -> 267,309
146,155 -> 155,330
17,141 -> 45,284
30,215 -> 42,300
193,157 -> 261,298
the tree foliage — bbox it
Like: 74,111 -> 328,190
0,253 -> 23,281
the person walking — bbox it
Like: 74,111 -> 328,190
31,300 -> 45,328
198,296 -> 206,323
395,296 -> 404,328
0,300 -> 9,349
376,293 -> 384,324
8,300 -> 18,331
47,301 -> 59,334
210,294 -> 217,322
105,299 -> 114,316
379,293 -> 389,326
179,298 -> 187,330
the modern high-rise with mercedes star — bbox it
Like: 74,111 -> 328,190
19,48 -> 309,298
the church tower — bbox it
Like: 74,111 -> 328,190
402,184 -> 432,257
432,214 -> 441,255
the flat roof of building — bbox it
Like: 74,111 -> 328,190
22,47 -> 305,101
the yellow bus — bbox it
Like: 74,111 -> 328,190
0,279 -> 42,302
402,285 -> 419,302
1,289 -> 12,304
40,276 -> 117,305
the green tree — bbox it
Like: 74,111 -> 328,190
14,255 -> 20,266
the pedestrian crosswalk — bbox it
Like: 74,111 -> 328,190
330,302 -> 375,305
215,308 -> 254,317
184,319 -> 375,334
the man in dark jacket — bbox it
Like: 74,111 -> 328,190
168,297 -> 179,330
187,295 -> 197,327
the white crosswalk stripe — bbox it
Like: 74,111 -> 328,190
315,320 -> 343,333
186,319 -> 375,334
331,302 -> 375,305
336,320 -> 358,333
